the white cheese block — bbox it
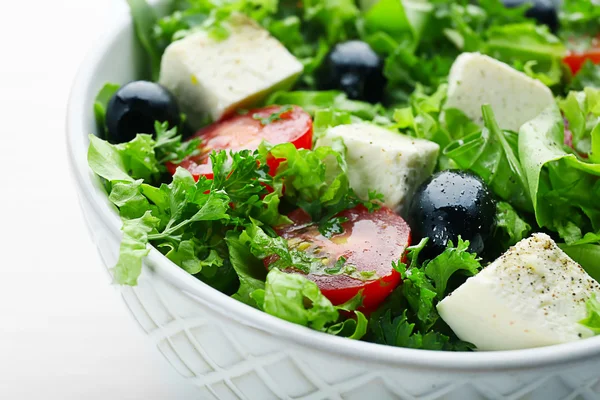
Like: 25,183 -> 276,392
315,123 -> 439,214
444,52 -> 555,132
159,14 -> 303,128
437,233 -> 600,351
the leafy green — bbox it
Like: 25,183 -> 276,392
253,268 -> 367,339
254,268 -> 338,330
226,231 -> 267,308
579,295 -> 600,334
393,84 -> 454,150
93,83 -> 120,138
302,0 -> 359,45
559,243 -> 600,284
88,135 -> 134,182
519,102 -> 600,243
369,238 -> 480,350
445,105 -> 532,211
570,60 -> 600,91
494,201 -> 532,247
113,211 -> 160,285
371,310 -> 451,350
265,141 -> 381,234
87,123 -> 200,183
266,90 -> 385,120
485,23 -> 566,63
126,0 -> 161,80
559,0 -> 600,37
559,88 -> 600,157
423,238 -> 482,298
253,105 -> 294,125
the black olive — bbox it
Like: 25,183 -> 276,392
408,170 -> 497,259
502,0 -> 559,32
106,81 -> 181,143
317,40 -> 386,103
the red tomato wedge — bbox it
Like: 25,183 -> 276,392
265,205 -> 411,310
167,105 -> 313,180
563,36 -> 600,75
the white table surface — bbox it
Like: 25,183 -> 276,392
0,1 -> 200,398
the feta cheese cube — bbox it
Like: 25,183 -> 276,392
159,14 -> 303,128
437,233 -> 600,351
315,123 -> 439,214
444,53 -> 555,132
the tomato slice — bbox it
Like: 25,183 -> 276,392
167,105 -> 313,180
266,205 -> 411,310
563,36 -> 600,75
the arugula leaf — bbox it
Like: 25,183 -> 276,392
113,211 -> 160,285
580,295 -> 600,334
445,104 -> 532,211
494,201 -> 532,247
93,83 -> 120,138
519,102 -> 600,243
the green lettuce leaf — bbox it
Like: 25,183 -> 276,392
253,268 -> 367,339
580,295 -> 600,334
93,83 -> 120,138
254,268 -> 339,331
113,211 -> 160,285
225,231 -> 267,308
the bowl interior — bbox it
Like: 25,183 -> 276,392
66,0 -> 600,372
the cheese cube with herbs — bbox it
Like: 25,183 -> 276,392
315,123 -> 439,214
159,14 -> 303,128
444,52 -> 555,131
437,233 -> 600,351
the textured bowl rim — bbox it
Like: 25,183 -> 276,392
66,0 -> 600,373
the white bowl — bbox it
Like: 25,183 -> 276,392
66,2 -> 600,399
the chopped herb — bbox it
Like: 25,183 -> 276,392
325,256 -> 347,274
253,105 -> 294,125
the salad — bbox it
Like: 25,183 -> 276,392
88,0 -> 600,352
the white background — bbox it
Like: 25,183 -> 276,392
0,1 -> 200,398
